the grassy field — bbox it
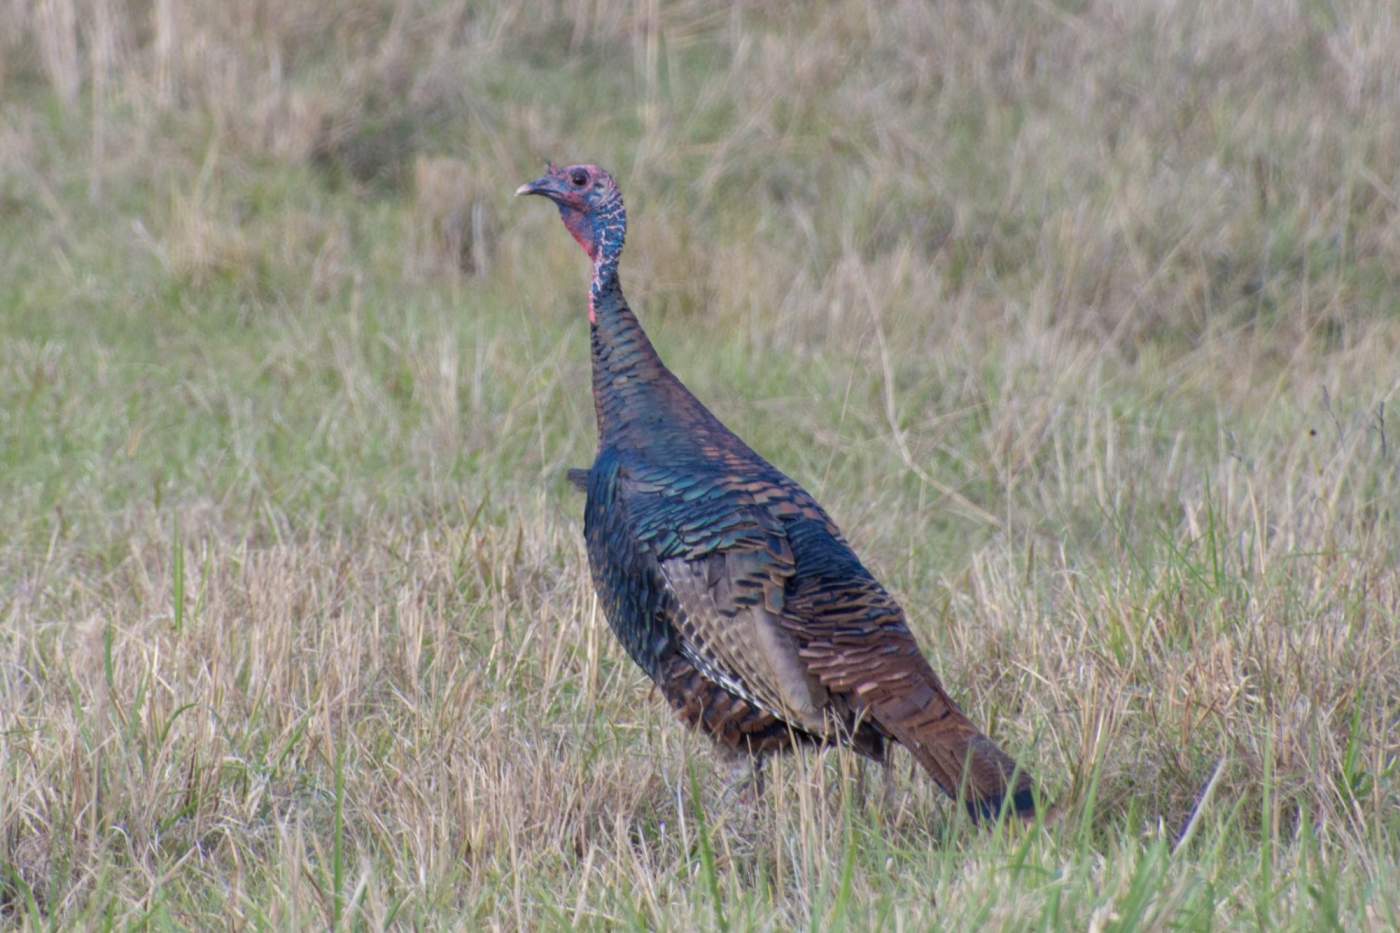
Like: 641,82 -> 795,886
2,0 -> 1398,927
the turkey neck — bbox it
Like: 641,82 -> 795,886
588,256 -> 717,451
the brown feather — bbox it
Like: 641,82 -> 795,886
659,550 -> 830,733
783,575 -> 1034,819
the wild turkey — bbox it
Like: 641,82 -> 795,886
517,163 -> 1036,822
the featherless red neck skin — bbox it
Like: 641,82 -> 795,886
515,162 -> 627,324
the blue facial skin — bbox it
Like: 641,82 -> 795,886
516,162 -> 627,324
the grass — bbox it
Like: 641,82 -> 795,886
2,0 -> 1398,927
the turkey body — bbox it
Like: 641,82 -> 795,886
520,163 -> 1035,822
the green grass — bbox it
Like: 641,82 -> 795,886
2,0 -> 1398,928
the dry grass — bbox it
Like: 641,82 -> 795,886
2,0 -> 1399,928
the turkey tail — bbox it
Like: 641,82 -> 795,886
942,731 -> 1036,823
870,684 -> 1036,823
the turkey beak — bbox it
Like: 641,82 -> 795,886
514,175 -> 562,201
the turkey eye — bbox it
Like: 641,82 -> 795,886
571,170 -> 588,187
